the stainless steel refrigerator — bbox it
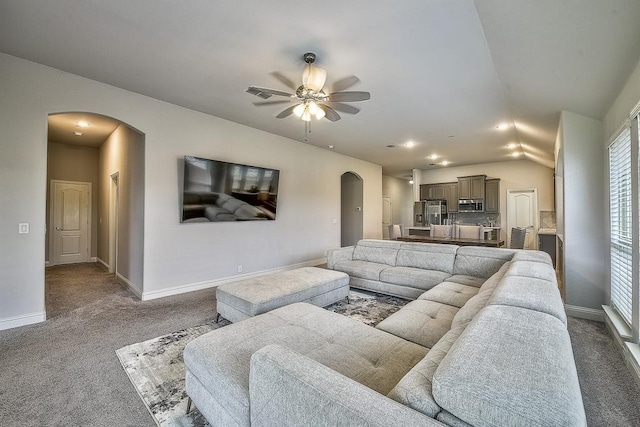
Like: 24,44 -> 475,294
414,200 -> 447,226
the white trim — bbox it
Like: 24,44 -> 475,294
45,260 -> 50,267
116,272 -> 143,300
90,256 -> 97,262
564,304 -> 604,321
97,257 -> 109,269
603,305 -> 633,340
630,99 -> 640,120
141,257 -> 327,301
625,343 -> 640,388
0,311 -> 46,331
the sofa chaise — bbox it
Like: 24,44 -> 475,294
184,239 -> 585,426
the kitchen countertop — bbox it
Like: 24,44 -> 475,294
538,228 -> 557,235
407,226 -> 501,230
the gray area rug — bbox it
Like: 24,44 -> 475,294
115,292 -> 407,427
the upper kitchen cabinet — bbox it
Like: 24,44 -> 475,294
485,179 -> 500,213
445,182 -> 458,213
458,175 -> 486,199
420,183 -> 446,200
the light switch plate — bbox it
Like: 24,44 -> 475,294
19,223 -> 30,234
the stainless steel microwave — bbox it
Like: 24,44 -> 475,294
458,199 -> 484,212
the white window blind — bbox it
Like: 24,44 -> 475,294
609,126 -> 633,325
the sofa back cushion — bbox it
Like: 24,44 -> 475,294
388,325 -> 467,418
396,243 -> 458,274
488,275 -> 567,325
453,247 -> 514,279
352,239 -> 403,266
450,262 -> 512,328
432,305 -> 586,427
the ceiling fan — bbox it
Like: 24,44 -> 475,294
246,52 -> 370,122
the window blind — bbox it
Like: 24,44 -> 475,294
609,126 -> 633,325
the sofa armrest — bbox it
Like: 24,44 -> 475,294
326,245 -> 355,269
249,344 -> 444,427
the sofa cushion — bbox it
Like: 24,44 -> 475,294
352,239 -> 402,266
477,261 -> 511,295
445,275 -> 485,288
504,260 -> 557,283
396,243 -> 458,274
418,282 -> 479,308
511,250 -> 552,264
379,267 -> 451,291
488,275 -> 567,325
432,305 -> 586,427
332,260 -> 389,281
453,246 -> 514,279
450,292 -> 492,328
184,303 -> 428,427
387,325 -> 466,418
375,300 -> 458,348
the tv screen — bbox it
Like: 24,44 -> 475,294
181,155 -> 280,223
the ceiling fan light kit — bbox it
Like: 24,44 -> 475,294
246,52 -> 370,124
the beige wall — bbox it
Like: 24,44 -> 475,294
418,159 -> 555,232
46,141 -> 99,261
382,175 -> 413,235
98,124 -> 145,293
0,53 -> 382,327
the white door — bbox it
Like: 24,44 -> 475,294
50,180 -> 90,265
507,188 -> 538,249
382,196 -> 392,239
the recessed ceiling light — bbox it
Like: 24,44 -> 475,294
506,143 -> 517,149
512,152 -> 522,157
76,120 -> 90,128
409,180 -> 414,185
405,141 -> 416,148
441,160 -> 449,166
328,145 -> 334,149
428,154 -> 439,160
496,123 -> 509,130
73,131 -> 84,136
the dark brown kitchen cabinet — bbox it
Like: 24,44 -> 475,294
445,182 -> 458,212
485,179 -> 500,213
458,175 -> 485,199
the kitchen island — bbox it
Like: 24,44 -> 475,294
396,235 -> 505,248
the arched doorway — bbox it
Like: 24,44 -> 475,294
341,172 -> 363,247
46,112 -> 145,318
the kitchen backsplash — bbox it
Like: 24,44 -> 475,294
449,212 -> 500,227
540,211 -> 556,229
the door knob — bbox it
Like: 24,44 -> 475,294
55,226 -> 62,230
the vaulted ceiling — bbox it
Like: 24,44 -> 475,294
2,0 -> 639,177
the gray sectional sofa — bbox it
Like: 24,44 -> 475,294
182,191 -> 270,222
184,239 -> 585,427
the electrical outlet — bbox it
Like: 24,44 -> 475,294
19,223 -> 30,234
237,265 -> 243,273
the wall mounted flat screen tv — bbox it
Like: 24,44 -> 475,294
181,155 -> 280,223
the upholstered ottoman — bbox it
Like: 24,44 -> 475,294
215,267 -> 349,323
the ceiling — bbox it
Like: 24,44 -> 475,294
48,113 -> 121,147
2,1 -> 639,178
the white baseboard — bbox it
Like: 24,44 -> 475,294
96,257 -> 109,269
0,311 -> 46,331
90,256 -> 97,262
116,272 -> 143,299
45,260 -> 50,267
603,306 -> 640,388
141,257 -> 327,301
625,343 -> 640,389
564,304 -> 604,321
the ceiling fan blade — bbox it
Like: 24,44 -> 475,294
328,91 -> 371,102
326,102 -> 360,115
270,72 -> 298,91
276,105 -> 298,119
319,104 -> 341,122
330,75 -> 360,92
247,86 -> 294,99
253,100 -> 293,107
